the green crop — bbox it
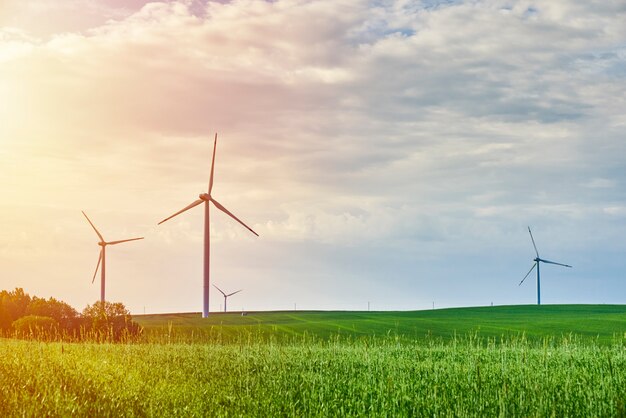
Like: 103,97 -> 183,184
0,335 -> 624,417
2,305 -> 625,416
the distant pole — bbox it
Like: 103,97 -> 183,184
432,301 -> 434,310
367,301 -> 370,312
143,306 -> 146,314
294,303 -> 296,311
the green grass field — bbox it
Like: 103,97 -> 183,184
2,304 -> 625,417
135,304 -> 626,344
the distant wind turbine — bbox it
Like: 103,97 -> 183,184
82,211 -> 143,303
213,285 -> 242,312
158,133 -> 258,318
519,226 -> 572,305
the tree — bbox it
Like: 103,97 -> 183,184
27,296 -> 80,332
0,289 -> 140,341
81,301 -> 141,341
0,288 -> 32,331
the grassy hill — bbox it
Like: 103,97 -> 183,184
2,304 -> 625,415
134,304 -> 626,344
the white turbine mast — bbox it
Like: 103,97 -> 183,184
519,226 -> 572,305
82,211 -> 143,303
213,284 -> 243,312
158,133 -> 258,317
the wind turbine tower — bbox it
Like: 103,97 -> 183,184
158,133 -> 258,318
519,226 -> 572,305
82,211 -> 143,303
213,285 -> 242,312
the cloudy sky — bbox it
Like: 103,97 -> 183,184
1,0 -> 625,314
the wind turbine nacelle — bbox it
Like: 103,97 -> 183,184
98,242 -> 106,247
199,193 -> 210,201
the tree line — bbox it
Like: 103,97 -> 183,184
0,288 -> 140,341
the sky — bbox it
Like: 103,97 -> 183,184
1,0 -> 625,314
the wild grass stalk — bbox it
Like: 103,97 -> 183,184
0,334 -> 624,417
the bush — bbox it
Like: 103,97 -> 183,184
0,288 -> 140,342
12,315 -> 59,337
27,296 -> 80,332
82,301 -> 142,341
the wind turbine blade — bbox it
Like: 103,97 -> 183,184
158,199 -> 204,225
227,289 -> 243,297
107,237 -> 144,245
208,133 -> 217,194
82,211 -> 104,241
92,249 -> 103,284
540,259 -> 572,268
519,262 -> 537,286
528,226 -> 539,257
212,284 -> 226,297
210,198 -> 259,236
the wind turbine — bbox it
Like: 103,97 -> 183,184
213,284 -> 242,312
82,211 -> 144,303
158,133 -> 258,318
519,226 -> 572,305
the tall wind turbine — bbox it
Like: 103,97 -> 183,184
519,226 -> 572,305
82,211 -> 144,303
158,133 -> 258,318
213,284 -> 242,312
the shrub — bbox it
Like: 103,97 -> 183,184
81,301 -> 142,341
12,315 -> 59,338
26,296 -> 80,332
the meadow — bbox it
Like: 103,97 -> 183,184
135,304 -> 626,344
1,305 -> 625,417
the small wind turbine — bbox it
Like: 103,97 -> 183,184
158,133 -> 258,318
519,226 -> 572,305
82,211 -> 143,303
213,284 -> 242,312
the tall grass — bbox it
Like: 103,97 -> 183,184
1,325 -> 142,344
1,335 -> 624,417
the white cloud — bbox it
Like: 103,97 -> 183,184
1,0 -> 625,311
582,178 -> 616,189
603,206 -> 626,217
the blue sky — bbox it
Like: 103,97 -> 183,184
0,0 -> 625,313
